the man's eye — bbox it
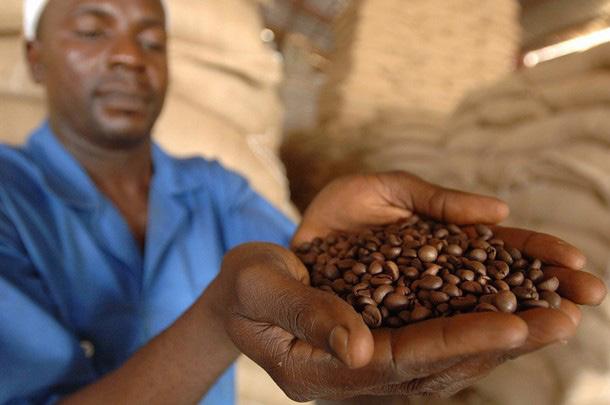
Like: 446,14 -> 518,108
76,29 -> 105,39
142,40 -> 166,52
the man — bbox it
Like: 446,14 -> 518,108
0,0 -> 605,404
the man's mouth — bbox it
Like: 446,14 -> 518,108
96,90 -> 150,114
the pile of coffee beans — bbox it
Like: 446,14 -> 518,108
294,216 -> 561,329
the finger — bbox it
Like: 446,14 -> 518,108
543,267 -> 607,306
226,243 -> 375,368
378,172 -> 510,225
558,299 -> 581,327
390,312 -> 527,377
490,226 -> 586,270
509,308 -> 576,357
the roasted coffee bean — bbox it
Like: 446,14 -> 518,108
521,299 -> 550,309
513,286 -> 537,300
322,264 -> 340,280
475,303 -> 498,312
537,277 -> 559,292
494,279 -> 511,292
373,285 -> 394,304
429,291 -> 450,304
434,228 -> 449,239
494,291 -> 517,313
331,279 -> 348,293
489,261 -> 510,280
541,291 -> 561,308
508,247 -> 523,261
388,234 -> 402,247
368,261 -> 384,275
465,260 -> 487,275
513,259 -> 529,270
319,285 -> 335,294
384,261 -> 400,281
361,305 -> 382,328
419,275 -> 444,290
417,290 -> 431,301
338,259 -> 356,270
380,244 -> 402,259
529,259 -> 542,270
448,224 -> 463,235
401,266 -> 420,279
384,293 -> 410,312
450,295 -> 478,310
457,269 -> 476,281
522,279 -> 534,289
351,262 -> 367,276
343,271 -> 359,285
410,305 -> 432,322
483,284 -> 499,295
380,306 -> 390,319
496,248 -> 514,265
443,273 -> 461,285
356,296 -> 377,309
461,280 -> 483,295
418,245 -> 438,263
370,274 -> 393,286
442,283 -> 462,297
468,248 -> 488,262
479,294 -> 495,305
527,268 -> 544,283
475,224 -> 493,238
445,244 -> 463,256
422,264 -> 442,276
394,285 -> 410,296
352,282 -> 371,296
505,272 -> 525,287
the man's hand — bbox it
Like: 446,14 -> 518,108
217,172 -> 606,401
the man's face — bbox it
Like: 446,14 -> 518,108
30,0 -> 168,149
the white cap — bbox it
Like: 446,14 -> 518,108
23,0 -> 168,41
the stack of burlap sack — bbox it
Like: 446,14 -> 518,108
366,43 -> 610,405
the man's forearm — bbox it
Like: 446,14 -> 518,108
59,277 -> 239,405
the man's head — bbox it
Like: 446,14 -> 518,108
25,0 -> 169,150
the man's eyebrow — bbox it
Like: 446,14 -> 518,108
70,3 -> 114,19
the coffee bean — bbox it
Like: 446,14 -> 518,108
429,290 -> 450,304
461,280 -> 483,295
494,279 -> 510,292
468,248 -> 488,262
494,291 -> 517,313
398,310 -> 411,323
513,286 -> 537,300
343,271 -> 359,284
380,244 -> 402,259
445,244 -> 463,256
465,260 -> 487,275
419,275 -> 443,290
331,279 -> 348,293
508,247 -> 522,261
370,274 -> 393,286
351,262 -> 367,276
488,261 -> 509,280
497,248 -> 514,265
386,316 -> 404,327
479,294 -> 495,305
513,259 -> 529,270
522,279 -> 534,289
537,277 -> 559,292
448,224 -> 463,235
475,303 -> 498,312
410,305 -> 432,322
394,285 -> 410,296
529,259 -> 542,270
338,259 -> 356,270
450,295 -> 478,310
384,261 -> 400,281
541,291 -> 561,308
322,264 -> 340,280
368,261 -> 383,275
422,264 -> 442,276
356,296 -> 377,309
483,285 -> 499,295
384,293 -> 410,312
373,285 -> 394,304
319,285 -> 335,294
457,269 -> 475,281
434,228 -> 449,239
361,305 -> 382,328
521,299 -> 550,309
388,234 -> 402,247
442,283 -> 462,297
418,245 -> 438,263
505,272 -> 525,287
401,266 -> 420,279
443,273 -> 461,285
527,268 -> 544,283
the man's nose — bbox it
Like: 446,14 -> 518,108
108,34 -> 146,72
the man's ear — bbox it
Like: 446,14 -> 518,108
25,40 -> 46,84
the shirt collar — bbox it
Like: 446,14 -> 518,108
25,121 -> 207,209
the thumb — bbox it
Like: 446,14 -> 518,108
228,243 -> 375,368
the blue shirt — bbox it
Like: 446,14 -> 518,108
0,122 -> 296,404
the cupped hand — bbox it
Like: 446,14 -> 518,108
220,171 -> 606,401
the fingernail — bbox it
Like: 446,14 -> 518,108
329,325 -> 351,367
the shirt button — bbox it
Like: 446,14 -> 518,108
80,340 -> 95,358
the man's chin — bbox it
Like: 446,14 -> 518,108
93,112 -> 155,149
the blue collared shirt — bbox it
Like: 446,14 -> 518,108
0,123 -> 296,404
